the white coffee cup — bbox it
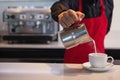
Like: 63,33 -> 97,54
89,53 -> 114,68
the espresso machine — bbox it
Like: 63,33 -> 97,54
2,6 -> 59,43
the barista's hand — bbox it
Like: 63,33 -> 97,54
58,9 -> 85,28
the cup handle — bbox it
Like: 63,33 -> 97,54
107,56 -> 114,66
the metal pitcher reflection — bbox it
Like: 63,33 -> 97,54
60,23 -> 92,49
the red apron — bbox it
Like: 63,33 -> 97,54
64,0 -> 108,63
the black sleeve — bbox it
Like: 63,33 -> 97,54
50,0 -> 79,22
50,0 -> 69,22
103,0 -> 114,33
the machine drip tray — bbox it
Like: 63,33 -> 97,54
2,34 -> 58,44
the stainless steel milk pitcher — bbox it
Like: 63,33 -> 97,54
60,23 -> 92,49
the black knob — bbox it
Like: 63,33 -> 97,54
11,28 -> 16,33
10,15 -> 15,19
7,15 -> 15,19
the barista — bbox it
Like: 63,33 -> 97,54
51,0 -> 114,63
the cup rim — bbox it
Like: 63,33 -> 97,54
89,53 -> 107,56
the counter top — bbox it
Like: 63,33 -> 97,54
0,41 -> 65,49
0,38 -> 120,49
0,62 -> 120,80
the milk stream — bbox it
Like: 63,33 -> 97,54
92,39 -> 97,55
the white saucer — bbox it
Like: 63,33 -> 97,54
82,62 -> 114,72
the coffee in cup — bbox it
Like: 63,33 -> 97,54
89,53 -> 114,68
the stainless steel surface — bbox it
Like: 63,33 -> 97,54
0,41 -> 64,48
60,23 -> 92,49
3,6 -> 58,34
